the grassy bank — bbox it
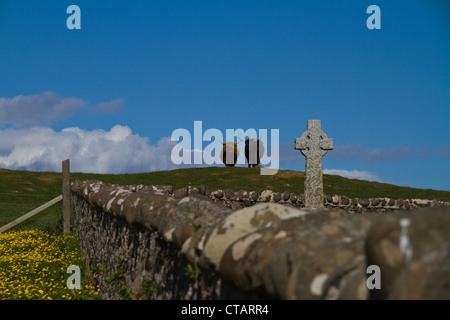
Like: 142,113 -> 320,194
1,166 -> 449,232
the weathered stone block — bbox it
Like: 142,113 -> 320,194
224,189 -> 234,199
413,199 -> 431,207
273,192 -> 281,202
332,195 -> 340,205
260,190 -> 272,202
200,203 -> 311,271
289,193 -> 298,203
341,196 -> 350,206
237,190 -> 248,200
187,185 -> 199,195
250,191 -> 261,201
359,198 -> 369,207
396,199 -> 404,207
220,209 -> 375,299
366,206 -> 450,299
174,187 -> 188,199
403,200 -> 410,209
212,190 -> 224,199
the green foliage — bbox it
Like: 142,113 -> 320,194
118,285 -> 133,300
105,256 -> 136,300
142,277 -> 155,297
105,257 -> 125,284
184,263 -> 199,279
90,264 -> 106,276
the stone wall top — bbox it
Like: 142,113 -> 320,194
72,179 -> 449,212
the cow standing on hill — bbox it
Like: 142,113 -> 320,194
220,142 -> 239,167
244,138 -> 264,168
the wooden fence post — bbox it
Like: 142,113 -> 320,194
62,159 -> 71,234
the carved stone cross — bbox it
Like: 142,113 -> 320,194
295,120 -> 333,208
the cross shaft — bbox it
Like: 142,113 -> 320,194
295,120 -> 333,208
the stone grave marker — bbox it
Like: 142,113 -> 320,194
295,120 -> 333,208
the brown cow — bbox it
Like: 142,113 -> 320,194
220,142 -> 239,166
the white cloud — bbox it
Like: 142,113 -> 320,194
323,169 -> 382,182
328,144 -> 450,164
91,98 -> 124,114
0,91 -> 123,128
0,91 -> 87,128
0,125 -> 180,174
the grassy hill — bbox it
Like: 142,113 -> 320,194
1,166 -> 449,233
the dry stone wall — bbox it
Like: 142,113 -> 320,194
71,180 -> 450,300
150,184 -> 444,213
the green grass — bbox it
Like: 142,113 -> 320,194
1,166 -> 450,233
0,169 -> 63,233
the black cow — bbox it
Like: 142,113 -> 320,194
244,139 -> 264,168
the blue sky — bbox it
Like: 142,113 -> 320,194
0,0 -> 449,191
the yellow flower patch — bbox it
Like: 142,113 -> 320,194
0,229 -> 100,300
